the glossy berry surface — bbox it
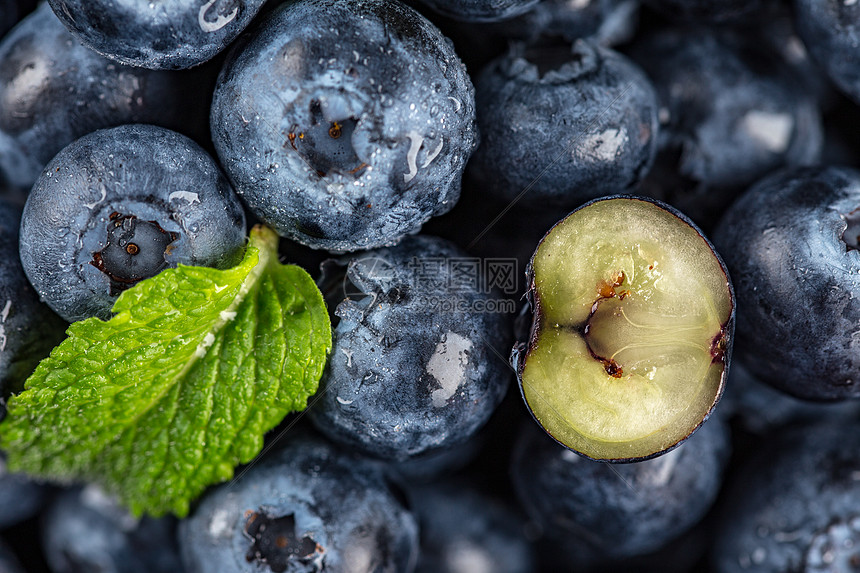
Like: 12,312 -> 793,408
211,0 -> 477,252
469,40 -> 658,208
512,415 -> 731,560
42,485 -> 185,573
46,0 -> 267,70
795,0 -> 860,106
714,421 -> 860,573
20,124 -> 246,323
309,235 -> 512,460
0,4 -> 187,189
632,27 -> 822,228
179,431 -> 418,573
713,166 -> 860,400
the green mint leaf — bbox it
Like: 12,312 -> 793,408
0,225 -> 331,517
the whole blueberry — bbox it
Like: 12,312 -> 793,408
43,485 -> 185,573
713,166 -> 860,400
468,39 -> 659,209
211,0 -> 478,252
641,0 -> 767,22
0,4 -> 189,190
714,421 -> 860,572
46,0 -> 268,70
511,415 -> 731,560
0,200 -> 65,420
794,0 -> 860,106
20,124 -> 247,323
179,431 -> 418,573
0,454 -> 47,530
413,0 -> 539,22
407,481 -> 536,573
308,235 -> 513,461
631,28 -> 822,228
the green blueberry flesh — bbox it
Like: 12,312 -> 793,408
517,196 -> 734,462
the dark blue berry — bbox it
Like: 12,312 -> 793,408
43,485 -> 185,573
414,0 -> 539,22
469,39 -> 659,209
20,124 -> 247,323
308,235 -> 513,460
511,415 -> 731,560
46,0 -> 267,70
713,166 -> 860,400
211,0 -> 478,252
179,430 -> 418,572
0,4 -> 190,190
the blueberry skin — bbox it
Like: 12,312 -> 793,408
722,362 -> 860,435
46,0 -> 266,70
0,539 -> 24,573
497,0 -> 639,46
795,0 -> 860,106
0,454 -> 46,530
43,485 -> 185,573
713,166 -> 860,400
407,481 -> 536,573
511,415 -> 731,559
641,0 -> 766,22
20,124 -> 247,323
308,235 -> 512,461
211,0 -> 478,252
631,28 -> 822,228
0,4 -> 194,190
179,431 -> 419,573
713,421 -> 860,572
0,200 -> 66,420
468,40 -> 659,209
413,0 -> 539,22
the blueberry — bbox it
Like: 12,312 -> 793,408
0,199 -> 65,420
308,235 -> 512,461
640,0 -> 767,22
631,27 -> 822,228
0,539 -> 24,573
794,0 -> 860,106
511,414 -> 731,560
722,362 -> 860,435
468,39 -> 659,209
496,0 -> 640,46
0,4 -> 194,190
406,481 -> 536,573
178,430 -> 418,573
46,0 -> 267,70
19,124 -> 247,323
713,166 -> 860,400
0,454 -> 46,530
713,421 -> 860,572
42,485 -> 185,573
413,0 -> 539,22
211,0 -> 478,252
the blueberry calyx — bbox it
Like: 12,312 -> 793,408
842,208 -> 860,252
243,511 -> 323,572
90,213 -> 179,295
804,517 -> 860,572
287,99 -> 366,178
